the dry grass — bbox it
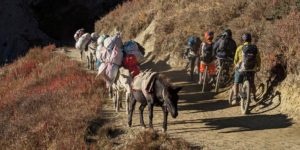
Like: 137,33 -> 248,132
95,0 -> 300,73
95,0 -> 156,39
0,45 -> 105,149
124,129 -> 196,150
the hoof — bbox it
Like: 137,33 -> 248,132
140,124 -> 146,129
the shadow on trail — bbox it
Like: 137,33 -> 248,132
179,100 -> 229,113
168,114 -> 293,134
250,60 -> 287,114
161,69 -> 227,112
201,114 -> 293,133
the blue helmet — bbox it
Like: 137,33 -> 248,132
188,36 -> 200,47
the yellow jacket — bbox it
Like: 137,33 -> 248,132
234,42 -> 261,71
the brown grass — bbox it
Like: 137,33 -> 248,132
0,45 -> 105,149
95,0 -> 300,73
124,129 -> 196,150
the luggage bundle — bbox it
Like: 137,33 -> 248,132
123,40 -> 145,63
75,33 -> 91,51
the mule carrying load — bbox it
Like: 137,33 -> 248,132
75,31 -> 92,60
128,71 -> 182,132
97,33 -> 124,87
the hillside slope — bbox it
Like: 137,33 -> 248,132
95,0 -> 300,121
0,46 -> 105,148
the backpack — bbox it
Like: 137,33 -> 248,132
242,44 -> 258,70
216,37 -> 229,58
201,43 -> 214,63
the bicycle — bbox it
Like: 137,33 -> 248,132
215,57 -> 233,93
198,62 -> 214,93
228,70 -> 255,115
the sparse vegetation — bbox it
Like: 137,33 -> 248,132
124,129 -> 196,150
95,0 -> 300,73
0,45 -> 105,149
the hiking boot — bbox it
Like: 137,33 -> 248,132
231,96 -> 240,105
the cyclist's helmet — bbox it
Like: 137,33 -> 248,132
223,29 -> 232,37
204,31 -> 214,42
242,33 -> 252,42
187,36 -> 194,47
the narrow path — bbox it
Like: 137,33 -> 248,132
62,48 -> 300,150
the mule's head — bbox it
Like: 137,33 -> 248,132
163,86 -> 182,118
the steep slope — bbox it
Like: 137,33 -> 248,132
0,46 -> 105,148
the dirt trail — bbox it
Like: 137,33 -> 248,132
61,48 -> 300,150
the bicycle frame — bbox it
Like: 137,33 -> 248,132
215,57 -> 233,92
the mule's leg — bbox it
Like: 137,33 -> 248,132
125,91 -> 131,115
148,103 -> 154,128
87,55 -> 90,69
162,106 -> 168,132
139,104 -> 146,128
90,53 -> 94,70
113,90 -> 116,110
116,90 -> 120,112
128,99 -> 136,127
109,86 -> 113,99
119,90 -> 123,109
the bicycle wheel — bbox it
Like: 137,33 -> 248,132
215,64 -> 223,93
202,66 -> 208,93
240,80 -> 251,115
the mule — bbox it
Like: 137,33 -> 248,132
128,73 -> 182,132
85,42 -> 97,70
111,68 -> 132,114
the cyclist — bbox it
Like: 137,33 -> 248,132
183,36 -> 201,80
213,29 -> 237,61
232,33 -> 261,104
198,31 -> 216,85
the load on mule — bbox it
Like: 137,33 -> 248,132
96,34 -> 109,69
74,29 -> 91,60
96,33 -> 124,87
111,39 -> 145,113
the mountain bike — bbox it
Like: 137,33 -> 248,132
215,57 -> 233,93
228,71 -> 255,115
198,63 -> 214,93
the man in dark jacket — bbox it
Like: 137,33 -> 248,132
213,29 -> 237,60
